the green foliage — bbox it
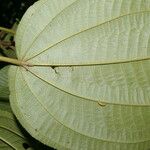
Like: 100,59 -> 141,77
0,101 -> 33,150
0,0 -> 150,150
0,66 -> 9,99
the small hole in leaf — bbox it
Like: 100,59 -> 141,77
51,66 -> 56,69
22,143 -> 30,149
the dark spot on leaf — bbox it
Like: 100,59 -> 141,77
51,66 -> 59,74
51,66 -> 56,69
22,143 -> 30,149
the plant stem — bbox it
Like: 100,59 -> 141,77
0,56 -> 25,66
0,27 -> 15,34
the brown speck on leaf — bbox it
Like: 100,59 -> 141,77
98,101 -> 106,107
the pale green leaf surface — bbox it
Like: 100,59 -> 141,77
15,0 -> 150,105
9,65 -> 150,150
0,66 -> 9,99
28,60 -> 150,105
27,11 -> 150,65
9,0 -> 150,149
0,102 -> 33,150
20,0 -> 150,60
16,0 -> 77,59
15,0 -> 47,57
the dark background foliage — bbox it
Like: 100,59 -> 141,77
0,0 -> 36,27
0,1 -> 55,149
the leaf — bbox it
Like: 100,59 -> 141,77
0,23 -> 17,59
9,0 -> 150,150
0,101 -> 34,150
0,66 -> 9,99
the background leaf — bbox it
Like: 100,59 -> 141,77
0,101 -> 33,150
0,101 -> 54,150
0,66 -> 9,99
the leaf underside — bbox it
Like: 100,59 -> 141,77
9,0 -> 150,149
